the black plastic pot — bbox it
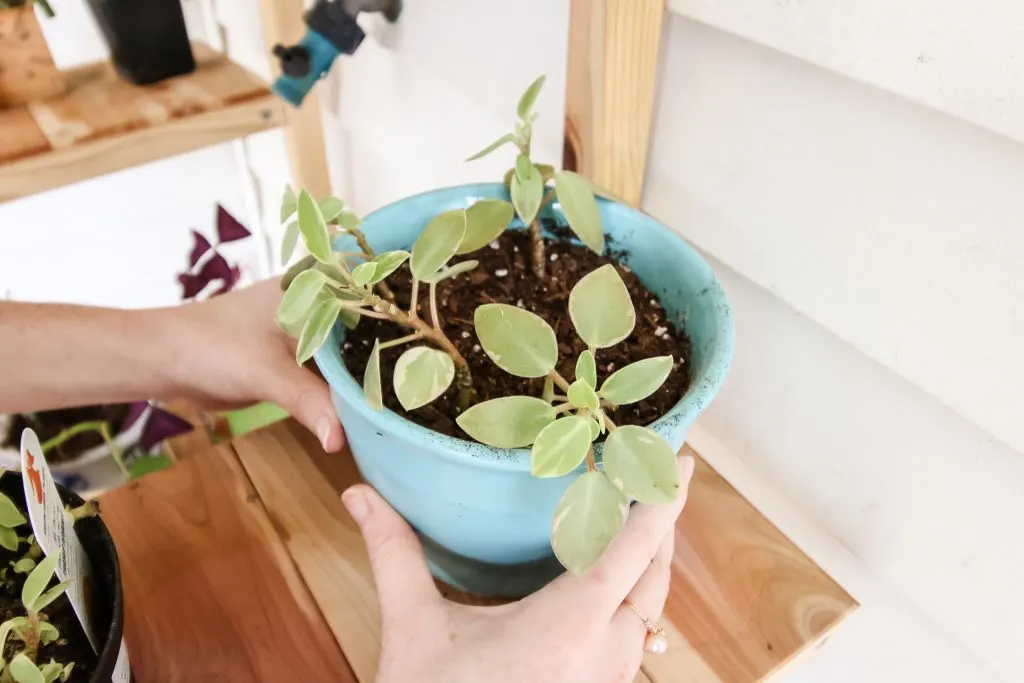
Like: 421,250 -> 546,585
85,0 -> 195,85
0,474 -> 126,682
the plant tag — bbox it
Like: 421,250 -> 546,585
19,428 -> 99,652
112,638 -> 131,681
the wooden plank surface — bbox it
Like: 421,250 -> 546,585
232,420 -> 857,683
564,0 -> 665,206
99,442 -> 356,682
0,43 -> 285,201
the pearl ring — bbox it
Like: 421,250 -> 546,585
624,601 -> 668,654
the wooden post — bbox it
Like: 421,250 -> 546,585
259,0 -> 333,198
0,6 -> 65,106
563,0 -> 665,207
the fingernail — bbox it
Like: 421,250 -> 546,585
317,415 -> 333,451
342,488 -> 368,524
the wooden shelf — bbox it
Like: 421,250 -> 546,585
0,43 -> 286,202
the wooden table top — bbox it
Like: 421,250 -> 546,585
99,419 -> 856,682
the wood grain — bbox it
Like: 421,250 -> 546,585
564,0 -> 665,206
233,420 -> 857,683
0,6 -> 64,106
99,443 -> 356,682
0,43 -> 285,201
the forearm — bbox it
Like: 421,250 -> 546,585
0,301 -> 176,414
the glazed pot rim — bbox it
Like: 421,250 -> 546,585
314,182 -> 734,473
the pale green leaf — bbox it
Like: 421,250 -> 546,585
22,552 -> 58,614
588,417 -> 602,441
393,347 -> 455,411
0,617 -> 28,653
411,210 -> 467,280
280,220 -> 300,266
12,559 -> 34,574
338,210 -> 362,230
339,307 -> 360,330
551,471 -> 629,575
535,163 -> 556,183
281,254 -> 317,290
296,299 -> 344,364
0,494 -> 26,528
277,269 -> 328,328
567,379 -> 599,411
367,250 -> 410,284
39,661 -> 61,683
600,356 -> 674,406
420,259 -> 479,283
280,184 -> 297,222
9,654 -> 42,683
59,663 -> 73,682
569,264 -> 635,348
604,425 -> 680,504
364,339 -> 383,410
511,161 -> 543,225
531,416 -> 592,478
466,133 -> 516,161
517,74 -> 546,119
37,622 -> 58,645
515,154 -> 534,182
32,581 -> 70,612
351,262 -> 376,287
459,199 -> 514,253
318,196 -> 345,222
297,190 -> 332,262
541,376 -> 555,403
474,304 -> 558,378
575,350 -> 597,388
554,170 -> 604,253
456,396 -> 556,448
0,528 -> 17,552
277,286 -> 335,338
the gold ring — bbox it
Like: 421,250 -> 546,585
624,601 -> 668,654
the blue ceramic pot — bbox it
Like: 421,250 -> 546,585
314,183 -> 733,597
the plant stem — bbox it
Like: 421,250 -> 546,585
348,227 -> 395,301
428,282 -> 442,332
409,279 -> 420,319
350,307 -> 392,321
601,412 -> 618,432
528,218 -> 546,279
378,333 -> 423,350
548,369 -> 571,393
40,420 -> 106,454
23,612 -> 39,662
586,446 -> 597,472
554,403 -> 575,415
99,423 -> 130,479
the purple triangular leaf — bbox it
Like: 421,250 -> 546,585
209,265 -> 242,298
216,205 -> 251,244
177,272 -> 205,300
121,401 -> 150,432
188,230 -> 212,268
139,406 -> 194,452
197,251 -> 233,285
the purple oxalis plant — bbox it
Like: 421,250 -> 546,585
177,204 -> 252,301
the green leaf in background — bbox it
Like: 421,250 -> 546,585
517,74 -> 546,119
554,170 -> 604,254
296,298 -> 344,364
297,189 -> 332,263
126,454 -> 173,480
0,526 -> 17,552
466,133 -> 516,162
277,269 -> 328,329
420,259 -> 479,284
38,622 -> 58,645
459,199 -> 514,254
575,350 -> 597,388
531,416 -> 592,478
600,356 -> 674,406
535,163 -> 556,183
33,580 -> 70,612
352,262 -> 376,287
569,264 -> 636,348
0,494 -> 26,528
474,304 -> 558,378
456,396 -> 556,448
280,184 -> 297,222
59,663 -> 74,683
39,661 -> 62,683
567,379 -> 599,411
280,220 -> 300,266
393,346 -> 455,411
411,210 -> 467,280
338,210 -> 362,230
511,160 -> 544,226
318,196 -> 345,222
364,339 -> 384,410
12,558 -> 35,574
338,307 -> 360,330
551,471 -> 629,575
367,250 -> 411,284
9,654 -> 43,683
603,425 -> 679,504
22,551 -> 58,612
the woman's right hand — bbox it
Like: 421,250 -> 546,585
341,455 -> 695,683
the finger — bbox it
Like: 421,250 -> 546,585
611,531 -> 674,645
260,360 -> 344,452
572,455 -> 694,615
342,484 -> 440,626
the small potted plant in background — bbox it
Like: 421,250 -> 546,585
85,0 -> 195,85
275,76 -> 734,597
0,0 -> 64,106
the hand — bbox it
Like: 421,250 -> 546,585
154,277 -> 345,451
341,455 -> 696,683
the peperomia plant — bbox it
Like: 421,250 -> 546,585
0,551 -> 71,680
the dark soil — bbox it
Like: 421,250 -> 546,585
2,405 -> 130,464
341,223 -> 693,438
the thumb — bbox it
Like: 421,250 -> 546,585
261,360 -> 344,452
341,484 -> 439,625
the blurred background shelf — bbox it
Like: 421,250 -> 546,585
0,42 -> 285,202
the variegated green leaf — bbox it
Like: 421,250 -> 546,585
531,416 -> 592,478
277,269 -> 328,329
366,250 -> 410,283
420,260 -> 479,284
457,396 -> 556,448
338,210 -> 362,230
393,347 -> 455,411
475,304 -> 558,378
511,161 -> 544,226
0,494 -> 25,528
517,74 -> 546,119
364,339 -> 383,410
515,154 -> 533,182
22,551 -> 58,612
535,163 -> 556,183
318,196 -> 345,222
296,299 -> 344,364
551,471 -> 629,575
575,350 -> 597,388
351,262 -> 376,287
569,264 -> 635,348
567,379 -> 599,411
411,210 -> 467,280
600,356 -> 674,406
280,220 -> 300,266
466,133 -> 516,161
297,189 -> 332,262
459,199 -> 514,253
554,170 -> 604,253
280,184 -> 297,222
338,307 -> 360,330
604,425 -> 679,504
